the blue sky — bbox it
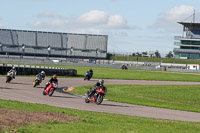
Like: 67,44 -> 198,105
0,0 -> 200,56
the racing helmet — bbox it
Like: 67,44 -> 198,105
12,67 -> 16,70
99,79 -> 104,85
53,74 -> 57,79
41,71 -> 45,75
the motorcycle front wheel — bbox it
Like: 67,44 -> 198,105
42,90 -> 46,95
85,94 -> 90,103
85,98 -> 90,103
49,88 -> 55,96
33,79 -> 38,87
6,76 -> 11,83
96,94 -> 103,105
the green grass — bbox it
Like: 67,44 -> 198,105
71,85 -> 200,112
60,65 -> 200,82
0,99 -> 200,133
109,55 -> 200,64
2,65 -> 200,81
64,66 -> 200,82
3,63 -> 200,82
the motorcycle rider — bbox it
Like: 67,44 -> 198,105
88,79 -> 105,97
36,71 -> 46,80
44,74 -> 58,91
85,70 -> 92,80
89,69 -> 93,77
8,67 -> 17,79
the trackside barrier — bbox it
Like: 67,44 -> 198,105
0,64 -> 77,76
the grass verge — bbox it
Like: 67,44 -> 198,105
2,63 -> 200,82
71,85 -> 200,112
0,99 -> 200,133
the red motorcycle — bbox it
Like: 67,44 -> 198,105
43,81 -> 58,96
85,86 -> 107,105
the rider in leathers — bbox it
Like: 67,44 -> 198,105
44,74 -> 58,91
8,67 -> 17,79
36,71 -> 45,80
88,79 -> 106,97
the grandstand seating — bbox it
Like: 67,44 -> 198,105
0,30 -> 13,45
0,29 -> 108,58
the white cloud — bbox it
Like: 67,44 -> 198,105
103,15 -> 129,29
149,5 -> 199,32
77,10 -> 109,25
31,10 -> 131,31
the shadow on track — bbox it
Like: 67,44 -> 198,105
35,86 -> 44,88
101,103 -> 130,108
9,82 -> 32,86
0,87 -> 20,90
51,95 -> 77,99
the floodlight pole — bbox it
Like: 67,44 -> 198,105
48,46 -> 51,59
0,42 -> 2,52
70,47 -> 73,56
96,48 -> 99,57
22,44 -> 25,58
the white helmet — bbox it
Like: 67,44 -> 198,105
99,79 -> 104,85
41,71 -> 45,74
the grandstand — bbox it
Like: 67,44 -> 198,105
0,29 -> 108,59
174,22 -> 200,59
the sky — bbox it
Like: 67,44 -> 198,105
0,0 -> 200,57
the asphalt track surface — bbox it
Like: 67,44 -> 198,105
1,77 -> 200,122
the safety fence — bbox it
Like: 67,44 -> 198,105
0,64 -> 77,76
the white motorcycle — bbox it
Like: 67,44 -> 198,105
6,71 -> 16,83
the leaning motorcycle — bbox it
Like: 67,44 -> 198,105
84,72 -> 92,80
85,86 -> 107,105
33,75 -> 42,87
6,71 -> 15,83
43,81 -> 58,96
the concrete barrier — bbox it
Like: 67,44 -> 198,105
0,64 -> 77,76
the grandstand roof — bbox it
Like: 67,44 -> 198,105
178,22 -> 200,30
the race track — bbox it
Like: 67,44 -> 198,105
1,77 -> 200,122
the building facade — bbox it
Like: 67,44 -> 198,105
174,22 -> 200,59
0,29 -> 108,59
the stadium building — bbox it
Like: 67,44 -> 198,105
174,22 -> 200,59
0,28 -> 108,59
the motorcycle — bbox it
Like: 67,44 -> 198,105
43,81 -> 58,96
85,86 -> 107,105
6,71 -> 15,83
84,71 -> 92,80
33,75 -> 42,87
